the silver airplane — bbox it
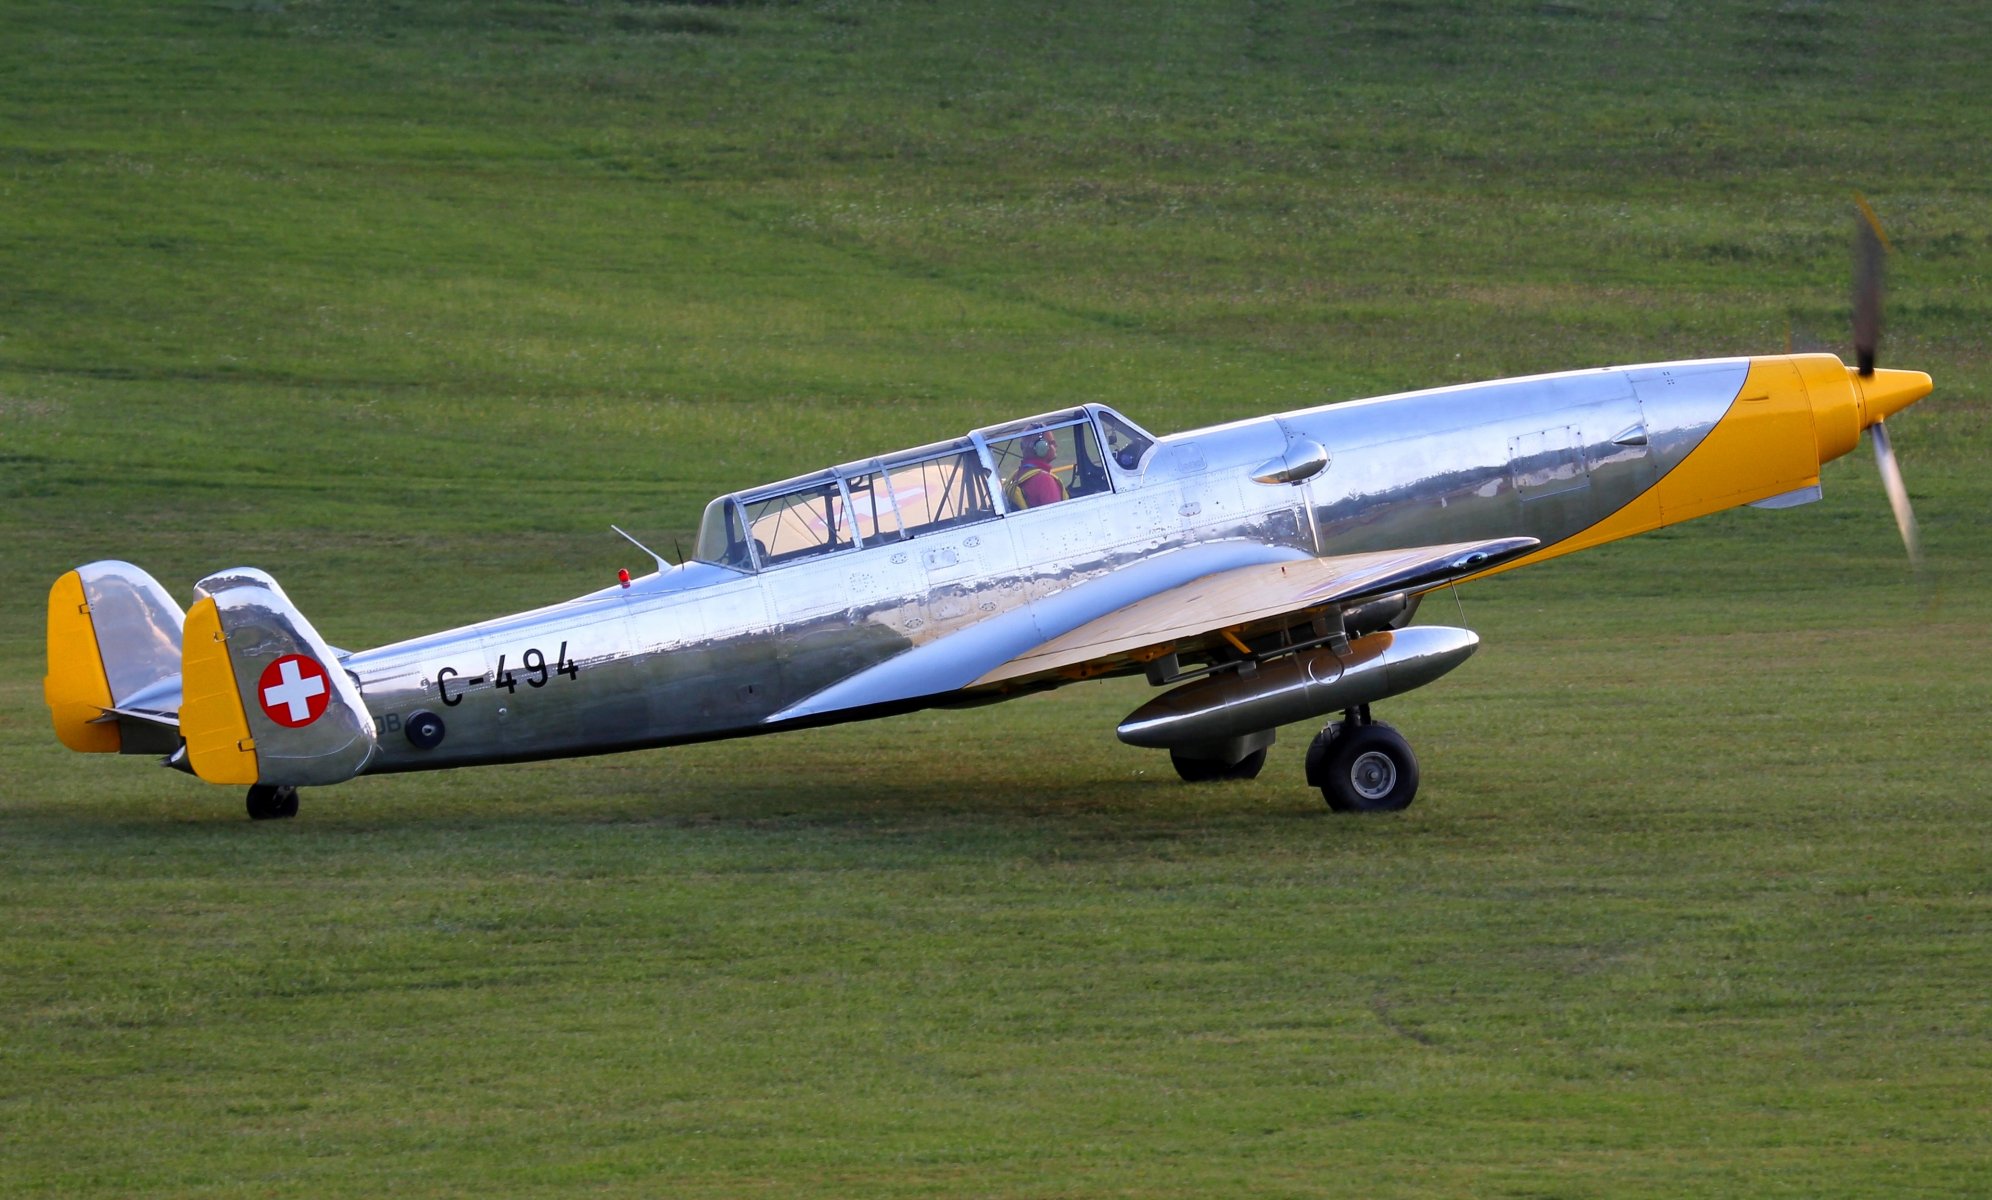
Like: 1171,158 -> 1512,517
46,348 -> 1929,820
45,214 -> 1929,820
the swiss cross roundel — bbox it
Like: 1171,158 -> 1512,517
257,654 -> 332,728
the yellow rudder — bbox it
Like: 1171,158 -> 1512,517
44,570 -> 121,753
179,596 -> 260,785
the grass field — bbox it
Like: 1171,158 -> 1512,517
4,2 -> 1989,1195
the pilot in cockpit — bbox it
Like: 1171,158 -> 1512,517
1006,426 -> 1069,510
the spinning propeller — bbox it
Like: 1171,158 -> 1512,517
1851,195 -> 1923,572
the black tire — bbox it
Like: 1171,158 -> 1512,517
1309,722 -> 1419,812
1170,746 -> 1268,783
246,784 -> 300,821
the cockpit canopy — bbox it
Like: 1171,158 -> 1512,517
695,404 -> 1156,572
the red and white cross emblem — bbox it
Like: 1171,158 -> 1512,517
258,654 -> 331,728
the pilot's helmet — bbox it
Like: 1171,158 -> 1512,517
1024,425 -> 1057,460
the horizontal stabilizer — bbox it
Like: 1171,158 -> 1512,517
180,568 -> 378,787
45,561 -> 187,755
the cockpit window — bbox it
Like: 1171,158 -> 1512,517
696,496 -> 753,570
745,477 -> 855,566
840,468 -> 901,545
877,444 -> 995,536
1097,409 -> 1155,472
986,415 -> 1108,511
692,406 -> 1154,571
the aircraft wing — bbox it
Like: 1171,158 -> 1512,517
970,535 -> 1537,687
769,536 -> 1534,723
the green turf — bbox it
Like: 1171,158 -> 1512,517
4,1 -> 1989,1195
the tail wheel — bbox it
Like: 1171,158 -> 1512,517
246,785 -> 299,821
1307,721 -> 1419,812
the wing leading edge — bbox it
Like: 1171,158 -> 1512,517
971,536 -> 1537,688
767,536 -> 1535,724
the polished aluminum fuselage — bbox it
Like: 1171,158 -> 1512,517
347,358 -> 1749,773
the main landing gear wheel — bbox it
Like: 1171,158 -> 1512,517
1170,746 -> 1269,783
245,785 -> 299,821
1306,718 -> 1419,813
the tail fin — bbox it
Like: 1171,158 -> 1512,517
180,569 -> 378,787
45,561 -> 187,755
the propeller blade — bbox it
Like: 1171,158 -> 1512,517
1852,195 -> 1889,376
1869,419 -> 1922,570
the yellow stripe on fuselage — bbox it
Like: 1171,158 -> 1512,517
180,596 -> 260,785
1474,353 -> 1924,579
44,569 -> 121,753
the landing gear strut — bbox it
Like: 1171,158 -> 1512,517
245,784 -> 299,821
1305,706 -> 1419,812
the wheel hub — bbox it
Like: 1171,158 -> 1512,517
1348,750 -> 1397,800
